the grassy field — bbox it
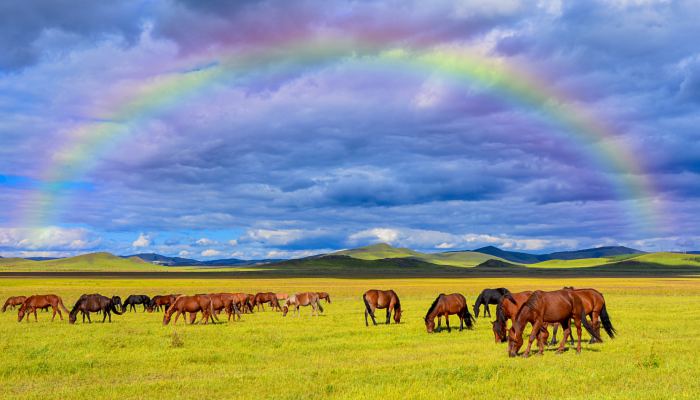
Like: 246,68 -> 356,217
1,276 -> 699,399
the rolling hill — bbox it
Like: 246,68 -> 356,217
0,252 -> 167,272
471,245 -> 645,264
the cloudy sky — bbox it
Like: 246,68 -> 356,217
1,0 -> 699,259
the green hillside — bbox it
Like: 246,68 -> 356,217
335,243 -> 500,267
0,252 -> 168,272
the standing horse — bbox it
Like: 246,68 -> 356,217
317,292 -> 332,303
551,287 -> 616,344
2,296 -> 27,312
69,294 -> 123,323
362,289 -> 402,326
282,292 -> 324,317
122,294 -> 151,312
492,291 -> 532,343
17,294 -> 69,322
424,293 -> 475,333
244,294 -> 256,313
147,294 -> 180,313
163,295 -> 215,325
507,289 -> 601,357
208,293 -> 242,321
254,292 -> 281,311
473,287 -> 510,318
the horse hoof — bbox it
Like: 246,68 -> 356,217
522,353 -> 530,358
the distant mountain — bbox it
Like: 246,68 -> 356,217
24,257 -> 60,261
471,245 -> 645,264
123,253 -> 283,267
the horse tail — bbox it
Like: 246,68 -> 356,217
1,300 -> 8,312
600,303 -> 616,339
58,298 -> 69,313
425,294 -> 443,321
502,293 -> 517,305
246,299 -> 254,313
461,306 -> 475,329
581,309 -> 602,342
362,293 -> 373,315
111,302 -> 123,315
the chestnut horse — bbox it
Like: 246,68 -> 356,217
244,294 -> 256,313
507,289 -> 601,357
163,295 -> 215,325
276,293 -> 289,302
492,291 -> 532,343
2,296 -> 27,312
362,289 -> 402,326
424,293 -> 475,333
556,287 -> 616,344
282,292 -> 324,317
254,292 -> 281,311
69,294 -> 123,323
147,294 -> 180,313
17,294 -> 69,322
208,293 -> 242,321
317,292 -> 331,303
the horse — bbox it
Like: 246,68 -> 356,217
228,292 -> 254,314
245,294 -> 256,313
424,293 -> 475,333
122,294 -> 151,312
254,292 -> 281,311
473,287 -> 510,318
282,292 -> 324,317
17,294 -> 69,322
507,289 -> 601,357
208,293 -> 242,321
317,292 -> 331,303
492,291 -> 532,343
276,293 -> 289,301
362,289 -> 402,326
551,287 -> 616,344
69,294 -> 123,323
147,294 -> 180,313
163,295 -> 215,325
2,296 -> 27,312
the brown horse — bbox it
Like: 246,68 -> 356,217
507,289 -> 601,357
244,294 -> 256,313
492,291 -> 532,343
362,289 -> 402,326
17,294 -> 69,322
424,293 -> 475,333
146,294 -> 181,313
208,293 -> 242,321
282,292 -> 324,317
163,295 -> 215,325
254,292 -> 281,311
69,294 -> 123,324
556,287 -> 616,344
276,293 -> 289,301
2,296 -> 27,312
317,292 -> 331,303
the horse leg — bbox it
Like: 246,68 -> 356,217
589,312 -> 601,343
524,320 -> 543,357
369,305 -> 377,325
575,318 -> 583,354
550,323 -> 559,346
437,316 -> 442,330
385,308 -> 391,324
33,308 -> 38,322
459,314 -> 464,331
56,305 -> 63,320
87,312 -> 92,323
557,320 -> 571,354
485,304 -> 491,318
445,314 -> 451,333
51,306 -> 57,321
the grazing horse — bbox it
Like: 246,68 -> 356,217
282,292 -> 324,317
163,295 -> 215,325
317,292 -> 331,304
254,292 -> 282,312
473,287 -> 510,318
208,293 -> 242,321
362,289 -> 402,326
147,294 -> 180,313
2,296 -> 27,312
69,294 -> 123,324
492,291 -> 532,343
244,294 -> 256,313
229,293 -> 253,314
122,294 -> 151,312
276,293 -> 289,302
424,293 -> 475,333
17,294 -> 69,322
507,289 -> 601,357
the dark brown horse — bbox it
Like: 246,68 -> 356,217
424,293 -> 475,333
492,291 -> 532,343
362,289 -> 402,326
163,295 -> 215,325
69,294 -> 123,324
17,294 -> 69,322
282,292 -> 324,317
554,287 -> 616,344
473,287 -> 510,318
2,296 -> 27,312
147,294 -> 180,313
254,292 -> 281,311
317,292 -> 331,303
507,289 -> 601,357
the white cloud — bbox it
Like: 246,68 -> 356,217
178,250 -> 191,257
195,237 -> 216,246
348,228 -> 400,244
201,249 -> 222,257
132,233 -> 151,248
0,227 -> 100,251
242,229 -> 305,246
229,239 -> 238,246
436,242 -> 456,249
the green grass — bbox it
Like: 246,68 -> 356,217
0,276 -> 698,399
335,243 -> 503,267
0,253 -> 169,272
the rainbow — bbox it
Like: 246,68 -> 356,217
18,35 -> 668,233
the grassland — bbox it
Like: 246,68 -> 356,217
0,253 -> 168,272
1,276 -> 699,399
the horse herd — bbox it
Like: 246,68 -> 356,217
2,286 -> 615,357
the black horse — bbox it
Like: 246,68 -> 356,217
69,294 -> 123,324
473,287 -> 510,318
122,294 -> 151,312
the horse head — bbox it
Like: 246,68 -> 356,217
507,327 -> 522,357
425,317 -> 435,333
282,305 -> 289,317
393,308 -> 402,323
492,321 -> 506,343
17,304 -> 27,322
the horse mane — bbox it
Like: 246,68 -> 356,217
514,291 -> 539,322
497,287 -> 511,295
394,294 -> 401,311
424,293 -> 444,320
495,300 -> 507,327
